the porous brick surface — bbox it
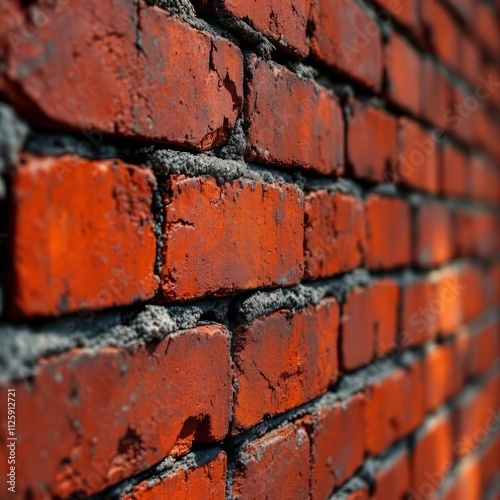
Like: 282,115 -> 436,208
0,0 -> 499,498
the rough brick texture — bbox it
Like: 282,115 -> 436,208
1,0 -> 499,498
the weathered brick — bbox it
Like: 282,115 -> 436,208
310,0 -> 383,90
365,362 -> 424,455
397,118 -> 439,193
125,450 -> 226,500
213,0 -> 311,57
385,33 -> 421,116
304,191 -> 365,280
341,279 -> 399,370
414,202 -> 453,268
441,144 -> 468,198
422,343 -> 456,413
232,298 -> 340,433
373,450 -> 411,500
160,175 -> 304,301
5,154 -> 157,318
442,456 -> 482,500
365,195 -> 412,270
300,394 -> 366,498
0,325 -> 232,498
420,59 -> 452,129
0,0 -> 243,151
435,269 -> 464,336
371,0 -> 419,31
469,323 -> 499,379
452,376 -> 499,460
410,417 -> 454,499
459,266 -> 486,324
421,0 -> 459,70
245,56 -> 344,175
474,3 -> 500,55
400,279 -> 438,348
232,424 -> 310,499
347,101 -> 398,182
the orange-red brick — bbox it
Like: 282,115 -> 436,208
6,155 -> 157,318
0,0 -> 243,150
0,325 -> 232,498
160,175 -> 304,301
304,191 -> 365,279
232,299 -> 340,433
245,56 -> 344,175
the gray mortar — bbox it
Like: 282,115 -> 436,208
24,132 -> 121,160
329,476 -> 369,499
213,116 -> 247,160
0,104 -> 29,197
0,299 -> 236,384
94,447 -> 224,499
147,148 -> 301,186
304,177 -> 363,197
234,270 -> 371,325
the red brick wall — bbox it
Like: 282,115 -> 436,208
0,0 -> 499,498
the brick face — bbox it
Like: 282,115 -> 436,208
310,0 -> 383,90
304,191 -> 365,279
160,175 -> 304,301
6,155 -> 157,318
0,325 -> 232,498
245,56 -> 344,175
1,0 -> 243,151
1,0 -> 499,497
232,299 -> 340,432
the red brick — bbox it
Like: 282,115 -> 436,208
441,144 -> 468,198
0,325 -> 232,498
5,154 -> 157,318
365,195 -> 411,270
442,457 -> 482,500
421,0 -> 459,70
232,298 -> 340,433
371,0 -> 419,31
232,424 -> 310,499
159,175 -> 304,301
422,344 -> 456,412
410,417 -> 454,499
420,59 -> 452,129
347,101 -> 398,182
469,156 -> 499,203
474,212 -> 500,258
396,118 -> 439,193
300,394 -> 366,498
474,3 -> 500,55
414,203 -> 453,268
304,191 -> 365,280
341,279 -> 399,370
400,279 -> 438,348
452,376 -> 499,460
469,323 -> 499,379
447,0 -> 474,19
245,56 -> 344,175
447,85 -> 476,145
459,35 -> 482,85
214,0 -> 311,57
126,451 -> 226,500
435,270 -> 464,336
0,0 -> 243,151
459,267 -> 486,324
454,211 -> 477,258
385,33 -> 421,116
310,0 -> 383,91
365,362 -> 424,455
373,450 -> 411,500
